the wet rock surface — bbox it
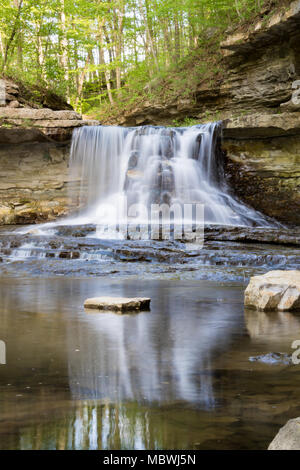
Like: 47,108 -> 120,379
204,225 -> 300,246
0,224 -> 299,282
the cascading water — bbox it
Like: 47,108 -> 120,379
3,122 -> 298,283
67,123 -> 270,230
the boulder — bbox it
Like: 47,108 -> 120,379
280,99 -> 300,113
244,270 -> 300,311
8,100 -> 21,108
269,417 -> 300,450
84,296 -> 151,312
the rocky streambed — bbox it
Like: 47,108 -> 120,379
0,224 -> 299,282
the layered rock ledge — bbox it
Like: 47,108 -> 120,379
0,107 -> 99,143
0,78 -> 100,223
223,112 -> 300,139
221,0 -> 300,57
223,114 -> 300,226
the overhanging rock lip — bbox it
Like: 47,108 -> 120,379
222,112 -> 300,139
220,0 -> 300,56
0,127 -> 54,144
0,119 -> 100,143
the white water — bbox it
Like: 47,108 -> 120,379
66,123 -> 269,229
16,122 -> 271,242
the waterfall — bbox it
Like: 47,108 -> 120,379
67,123 -> 270,230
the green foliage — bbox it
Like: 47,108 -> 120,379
0,0 -> 283,115
172,117 -> 200,127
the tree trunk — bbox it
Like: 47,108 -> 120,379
137,0 -> 158,70
1,0 -> 23,73
60,0 -> 69,99
98,21 -> 114,105
75,55 -> 90,108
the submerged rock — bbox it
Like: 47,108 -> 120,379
244,270 -> 300,311
249,352 -> 292,365
84,296 -> 151,312
269,417 -> 300,450
54,224 -> 96,237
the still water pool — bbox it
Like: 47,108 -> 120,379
0,277 -> 300,449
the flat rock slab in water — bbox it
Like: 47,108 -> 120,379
84,296 -> 151,312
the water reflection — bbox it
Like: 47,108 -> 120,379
1,278 -> 300,449
67,284 -> 241,408
244,308 -> 300,344
12,400 -> 237,450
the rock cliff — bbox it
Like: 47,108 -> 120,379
0,79 -> 99,224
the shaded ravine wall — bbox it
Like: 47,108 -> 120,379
223,133 -> 300,226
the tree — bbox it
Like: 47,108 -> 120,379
0,0 -> 262,109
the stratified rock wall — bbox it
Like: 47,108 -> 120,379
222,114 -> 300,226
0,79 -> 99,224
0,141 -> 78,224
